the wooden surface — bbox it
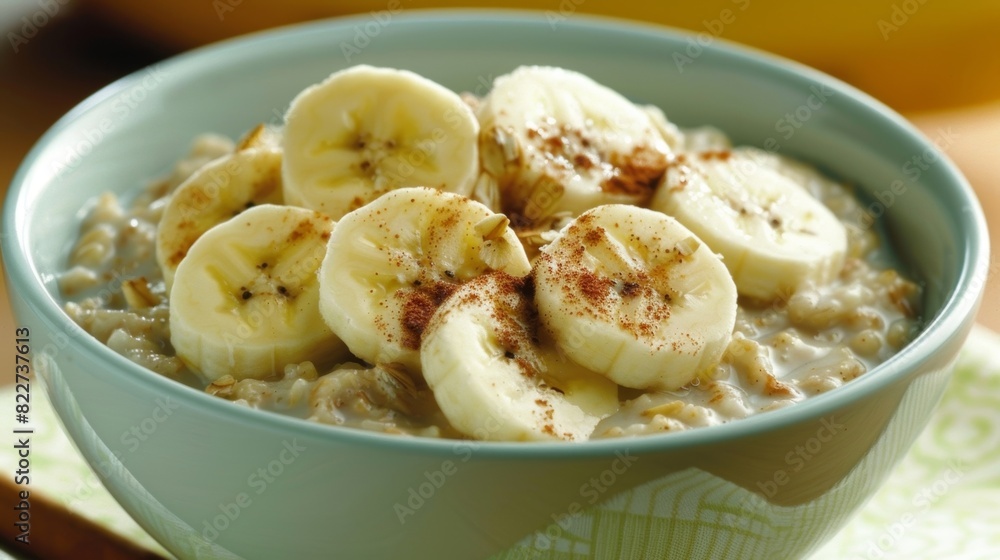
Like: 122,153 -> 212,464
0,478 -> 168,559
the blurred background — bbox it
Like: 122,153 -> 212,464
0,1 -> 997,556
2,1 -> 999,366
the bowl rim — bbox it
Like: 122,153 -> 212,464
1,8 -> 990,458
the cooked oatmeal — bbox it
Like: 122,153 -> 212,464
59,70 -> 921,442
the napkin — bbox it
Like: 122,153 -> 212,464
494,325 -> 1000,559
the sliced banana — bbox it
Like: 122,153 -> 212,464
422,271 -> 619,442
156,146 -> 283,289
169,204 -> 348,382
477,65 -> 671,228
533,204 -> 738,391
651,148 -> 847,301
732,147 -> 847,202
281,65 -> 480,219
318,187 -> 531,375
678,126 -> 732,152
640,104 -> 684,152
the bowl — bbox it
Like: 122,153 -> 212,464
1,10 -> 990,560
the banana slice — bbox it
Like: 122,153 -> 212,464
651,148 -> 847,301
679,126 -> 732,152
477,66 -> 671,228
730,147 -> 845,201
318,187 -> 531,375
281,65 -> 480,219
170,204 -> 348,382
156,146 -> 283,289
534,204 -> 737,391
640,104 -> 684,152
422,271 -> 619,442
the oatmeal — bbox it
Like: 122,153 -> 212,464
59,65 -> 920,442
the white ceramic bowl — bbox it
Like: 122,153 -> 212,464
1,11 -> 989,560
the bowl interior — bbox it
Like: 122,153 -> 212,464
3,11 -> 988,453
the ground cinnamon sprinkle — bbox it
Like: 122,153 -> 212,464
287,215 -> 323,243
573,153 -> 595,169
542,213 -> 682,347
399,280 -> 460,349
583,227 -> 604,246
621,281 -> 641,297
698,149 -> 732,161
461,271 -> 545,380
514,357 -> 536,378
577,271 -> 615,307
496,275 -> 537,349
603,145 -> 668,197
514,121 -> 667,208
